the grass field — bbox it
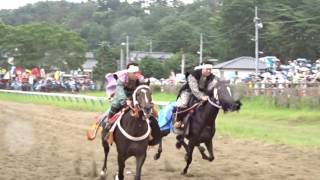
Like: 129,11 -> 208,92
218,96 -> 320,148
82,91 -> 176,102
0,91 -> 319,148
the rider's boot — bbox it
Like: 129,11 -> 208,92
174,107 -> 188,129
102,106 -> 121,143
102,106 -> 120,130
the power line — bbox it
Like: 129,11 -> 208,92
205,21 -> 253,39
259,4 -> 320,12
263,16 -> 320,24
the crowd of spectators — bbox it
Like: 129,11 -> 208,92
0,66 -> 96,93
233,57 -> 320,89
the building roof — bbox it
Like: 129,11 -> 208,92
213,56 -> 267,70
82,52 -> 97,72
130,51 -> 172,61
85,52 -> 95,59
82,60 -> 97,71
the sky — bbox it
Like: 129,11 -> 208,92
0,0 -> 194,10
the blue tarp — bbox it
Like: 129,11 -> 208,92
157,102 -> 176,132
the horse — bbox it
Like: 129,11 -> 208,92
154,80 -> 242,175
100,84 -> 158,180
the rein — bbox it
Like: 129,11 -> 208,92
177,97 -> 222,115
208,97 -> 222,109
176,101 -> 202,114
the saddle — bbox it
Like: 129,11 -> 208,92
107,109 -> 161,146
175,96 -> 200,136
108,111 -> 123,124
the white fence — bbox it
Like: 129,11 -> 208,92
0,90 -> 169,107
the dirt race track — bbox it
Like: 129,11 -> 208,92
1,101 -> 320,180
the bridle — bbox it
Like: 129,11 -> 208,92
132,85 -> 151,107
132,85 -> 153,117
109,85 -> 153,142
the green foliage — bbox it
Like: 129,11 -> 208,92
155,20 -> 199,53
0,22 -> 85,69
259,0 -> 320,60
164,52 -> 198,73
93,43 -> 118,81
138,57 -> 168,79
212,0 -> 255,60
0,0 -> 320,67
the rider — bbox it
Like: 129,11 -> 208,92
101,63 -> 144,129
174,61 -> 219,129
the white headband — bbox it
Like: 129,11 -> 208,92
127,65 -> 140,73
201,64 -> 213,69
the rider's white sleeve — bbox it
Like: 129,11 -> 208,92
187,75 -> 207,100
207,77 -> 219,92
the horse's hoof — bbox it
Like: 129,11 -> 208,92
198,146 -> 205,153
209,156 -> 215,162
100,170 -> 107,177
176,142 -> 182,149
154,153 -> 161,160
181,170 -> 187,175
114,174 -> 120,180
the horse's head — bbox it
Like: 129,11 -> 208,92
210,80 -> 241,113
132,84 -> 153,118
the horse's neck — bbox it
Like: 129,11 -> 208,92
121,111 -> 147,135
197,102 -> 219,123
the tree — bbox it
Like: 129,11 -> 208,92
93,43 -> 118,81
0,23 -> 86,69
139,57 -> 167,79
212,0 -> 256,60
260,0 -> 320,60
80,22 -> 109,49
109,16 -> 145,42
164,52 -> 198,74
155,20 -> 198,53
1,0 -> 319,62
97,0 -> 121,11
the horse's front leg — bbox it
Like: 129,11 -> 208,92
135,152 -> 147,180
199,140 -> 214,162
176,134 -> 188,152
116,154 -> 126,180
154,139 -> 162,160
182,140 -> 196,175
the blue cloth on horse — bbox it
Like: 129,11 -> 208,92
157,102 -> 176,132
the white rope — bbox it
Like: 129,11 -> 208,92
109,112 -> 151,142
116,117 -> 151,141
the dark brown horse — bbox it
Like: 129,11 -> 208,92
154,81 -> 241,175
100,85 -> 157,180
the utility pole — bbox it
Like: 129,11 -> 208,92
126,35 -> 129,65
120,47 -> 124,70
181,53 -> 185,75
199,33 -> 203,65
254,6 -> 259,80
149,39 -> 153,54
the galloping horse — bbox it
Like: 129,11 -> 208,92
154,81 -> 241,175
100,85 -> 157,180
